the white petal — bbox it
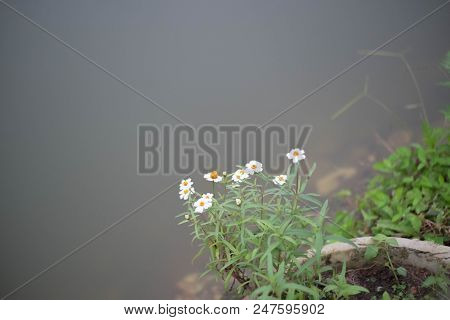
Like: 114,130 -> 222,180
195,206 -> 203,213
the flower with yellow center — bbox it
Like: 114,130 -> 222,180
273,175 -> 287,186
179,178 -> 193,190
193,197 -> 212,213
232,169 -> 249,183
286,148 -> 306,163
204,170 -> 223,182
245,160 -> 263,175
202,193 -> 214,202
179,187 -> 195,200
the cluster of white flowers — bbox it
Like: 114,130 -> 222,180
193,194 -> 213,213
179,150 -> 305,215
179,178 -> 195,200
232,169 -> 249,183
231,160 -> 263,183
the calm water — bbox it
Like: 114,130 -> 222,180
1,0 -> 449,299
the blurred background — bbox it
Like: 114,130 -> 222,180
0,0 -> 449,299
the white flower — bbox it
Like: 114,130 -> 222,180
179,187 -> 195,200
184,214 -> 190,220
232,169 -> 249,183
204,170 -> 223,182
245,160 -> 263,174
193,197 -> 212,213
286,148 -> 306,163
273,175 -> 287,186
179,178 -> 193,190
202,193 -> 214,202
235,198 -> 242,206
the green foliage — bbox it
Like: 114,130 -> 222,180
354,116 -> 450,244
422,268 -> 449,298
326,210 -> 362,239
381,291 -> 391,300
363,234 -> 402,283
179,162 -> 333,299
323,262 -> 369,299
331,52 -> 450,244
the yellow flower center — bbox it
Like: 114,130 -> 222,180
183,189 -> 189,194
236,175 -> 241,179
183,181 -> 188,186
251,164 -> 257,169
199,201 -> 205,206
210,171 -> 218,179
293,150 -> 299,156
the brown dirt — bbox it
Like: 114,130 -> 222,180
345,264 -> 435,299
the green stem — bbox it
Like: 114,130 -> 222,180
385,245 -> 399,284
292,164 -> 300,213
260,183 -> 264,219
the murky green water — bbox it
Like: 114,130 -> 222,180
0,0 -> 449,299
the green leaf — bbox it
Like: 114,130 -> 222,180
318,200 -> 328,227
342,285 -> 369,297
314,232 -> 324,263
396,267 -> 407,277
385,237 -> 398,247
373,160 -> 391,173
323,284 -> 338,293
283,283 -> 318,299
364,244 -> 379,260
335,189 -> 352,199
422,276 -> 436,288
307,162 -> 317,177
382,291 -> 391,300
266,249 -> 274,277
372,234 -> 387,242
408,214 -> 422,233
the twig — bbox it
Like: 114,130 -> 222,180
373,130 -> 394,153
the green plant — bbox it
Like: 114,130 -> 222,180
379,287 -> 414,300
326,210 -> 362,238
177,150 -> 352,299
422,268 -> 449,298
331,53 -> 450,244
326,188 -> 362,238
323,262 -> 368,299
357,111 -> 449,244
364,234 -> 404,284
